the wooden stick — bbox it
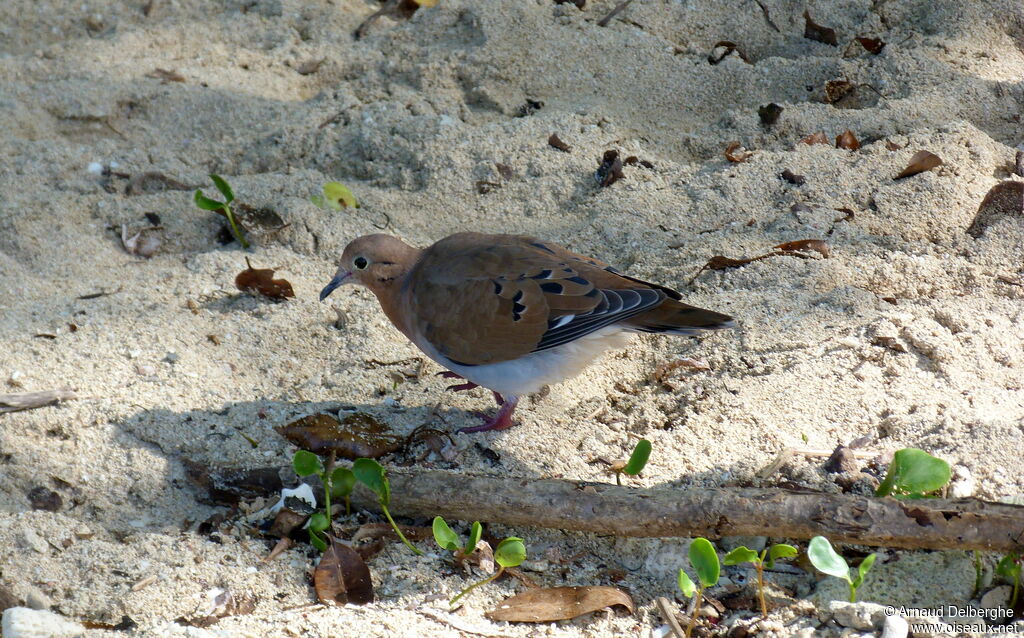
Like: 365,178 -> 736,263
0,389 -> 77,414
350,470 -> 1024,553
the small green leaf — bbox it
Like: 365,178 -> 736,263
209,174 -> 234,203
292,450 -> 323,477
310,531 -> 327,552
330,467 -> 356,499
310,195 -> 326,208
876,448 -> 951,497
353,458 -> 390,506
623,439 -> 652,476
807,536 -> 851,582
766,543 -> 798,569
194,190 -> 225,211
494,537 -> 526,568
466,521 -> 483,554
309,511 -> 330,533
323,182 -> 359,209
432,516 -> 461,552
722,546 -> 760,566
677,569 -> 696,598
997,555 -> 1022,582
689,538 -> 720,587
853,553 -> 877,589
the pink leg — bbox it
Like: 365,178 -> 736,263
459,396 -> 520,433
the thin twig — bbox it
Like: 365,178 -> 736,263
657,596 -> 687,638
597,0 -> 635,27
0,389 -> 77,414
354,0 -> 402,40
751,0 -> 780,32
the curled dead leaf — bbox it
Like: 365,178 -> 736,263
688,239 -> 829,284
235,258 -> 295,300
315,539 -> 374,605
774,239 -> 830,258
708,41 -> 749,65
724,142 -> 753,163
968,180 -> 1024,238
275,412 -> 402,459
836,130 -> 860,151
825,80 -> 855,104
487,586 -> 635,622
548,133 -> 571,152
856,36 -> 886,54
799,132 -> 830,146
803,10 -> 838,46
595,150 -> 624,187
895,150 -> 942,179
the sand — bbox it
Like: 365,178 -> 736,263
1,0 -> 1023,635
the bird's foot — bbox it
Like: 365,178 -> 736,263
459,397 -> 519,433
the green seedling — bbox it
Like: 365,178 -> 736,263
433,516 -> 483,559
677,538 -> 720,638
807,536 -> 876,603
292,450 -> 354,551
310,182 -> 359,211
195,174 -> 249,248
352,458 -> 423,555
449,536 -> 526,606
997,552 -> 1021,607
723,543 -> 798,618
615,439 -> 652,486
875,448 -> 951,498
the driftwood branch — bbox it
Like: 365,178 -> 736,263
0,389 -> 77,414
350,470 -> 1024,553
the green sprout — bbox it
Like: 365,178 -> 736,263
310,182 -> 359,211
195,174 -> 249,248
352,458 -> 423,556
677,538 -> 720,638
807,536 -> 876,603
615,439 -> 652,486
875,448 -> 951,498
291,450 -> 353,551
433,516 -> 483,559
997,552 -> 1021,607
723,543 -> 797,618
449,536 -> 526,607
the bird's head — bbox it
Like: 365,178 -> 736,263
320,234 -> 420,301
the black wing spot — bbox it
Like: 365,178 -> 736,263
566,276 -> 588,285
512,290 -> 523,302
531,269 -> 553,279
512,302 -> 527,321
539,282 -> 563,294
531,242 -> 556,254
493,280 -> 503,295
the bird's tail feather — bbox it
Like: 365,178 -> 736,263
624,300 -> 734,335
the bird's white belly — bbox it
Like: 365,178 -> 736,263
412,327 -> 630,397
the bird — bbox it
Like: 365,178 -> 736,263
320,232 -> 734,433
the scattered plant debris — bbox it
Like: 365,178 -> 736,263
895,150 -> 942,179
516,99 -> 544,117
875,448 -> 951,498
752,0 -> 780,32
607,439 -> 651,486
780,169 -> 805,185
835,130 -> 860,151
708,40 -> 749,65
495,163 -> 515,181
723,543 -> 797,617
724,142 -> 753,163
597,0 -> 634,27
652,358 -> 710,386
807,536 -> 876,603
872,336 -> 906,353
354,0 -> 438,39
180,590 -> 257,628
824,79 -> 855,104
688,239 -> 829,284
803,10 -> 838,46
121,224 -> 162,258
798,132 -> 830,146
968,180 -> 1023,237
487,585 -> 634,622
677,538 -> 720,638
277,413 -> 403,459
758,103 -> 783,127
27,486 -> 63,512
595,150 -> 625,187
554,0 -> 585,7
0,389 -> 77,414
452,536 -> 526,606
311,182 -> 359,210
144,212 -> 161,225
623,155 -> 654,168
353,458 -> 424,555
315,538 -> 374,605
235,258 -> 294,300
548,133 -> 571,152
856,36 -> 886,54
126,171 -> 191,195
195,174 -> 248,248
774,239 -> 829,257
145,68 -> 185,83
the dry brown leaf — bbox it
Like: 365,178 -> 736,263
548,133 -> 571,153
235,258 -> 295,300
315,539 -> 374,605
595,150 -> 624,187
799,132 -> 830,146
825,80 -> 855,104
774,239 -> 830,258
803,10 -> 838,46
895,150 -> 942,179
856,36 -> 885,54
967,180 -> 1023,238
780,169 -> 805,185
274,413 -> 402,459
835,130 -> 860,151
758,103 -> 783,127
487,586 -> 635,622
724,142 -> 753,163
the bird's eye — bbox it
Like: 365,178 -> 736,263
353,256 -> 368,270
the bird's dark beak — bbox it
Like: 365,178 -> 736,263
319,271 -> 351,301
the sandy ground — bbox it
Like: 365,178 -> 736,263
2,0 -> 1024,636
